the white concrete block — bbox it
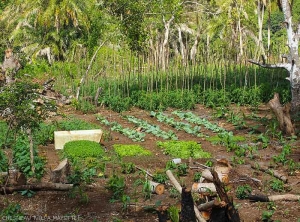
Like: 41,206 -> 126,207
54,129 -> 103,150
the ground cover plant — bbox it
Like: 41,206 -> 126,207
113,144 -> 152,157
157,141 -> 211,159
63,140 -> 105,161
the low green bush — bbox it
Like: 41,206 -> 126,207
0,149 -> 8,172
63,140 -> 105,161
157,141 -> 211,159
113,144 -> 152,157
14,134 -> 45,180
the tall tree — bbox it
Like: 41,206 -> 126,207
249,0 -> 300,134
0,0 -> 94,61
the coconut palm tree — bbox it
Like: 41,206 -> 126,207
0,0 -> 94,61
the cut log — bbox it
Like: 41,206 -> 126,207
149,180 -> 165,195
180,187 -> 196,222
268,93 -> 295,136
197,199 -> 225,211
248,194 -> 300,202
211,168 -> 240,222
201,166 -> 230,184
191,182 -> 216,193
249,162 -> 288,183
50,158 -> 70,183
0,183 -> 73,194
166,170 -> 206,222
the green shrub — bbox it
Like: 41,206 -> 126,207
13,134 -> 45,179
33,123 -> 57,145
0,149 -> 8,172
63,140 -> 105,161
113,144 -> 152,157
157,141 -> 211,159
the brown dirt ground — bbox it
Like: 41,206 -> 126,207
1,104 -> 300,222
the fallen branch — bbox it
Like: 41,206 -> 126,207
248,59 -> 290,70
135,166 -> 153,178
0,183 -> 73,194
166,170 -> 206,222
249,162 -> 288,183
248,194 -> 300,202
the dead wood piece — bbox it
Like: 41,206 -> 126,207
192,182 -> 216,193
8,168 -> 26,186
268,93 -> 295,136
135,166 -> 153,178
180,187 -> 196,222
166,170 -> 206,222
211,168 -> 240,222
250,162 -> 288,183
149,180 -> 165,195
0,183 -> 73,194
156,205 -> 169,222
248,194 -> 300,202
201,166 -> 230,184
197,199 -> 225,211
94,87 -> 102,106
50,158 -> 70,184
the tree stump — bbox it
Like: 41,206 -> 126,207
50,159 -> 70,183
180,187 -> 196,222
268,93 -> 295,136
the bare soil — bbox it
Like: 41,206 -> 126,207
1,104 -> 300,222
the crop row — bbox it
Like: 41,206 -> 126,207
150,111 -> 203,137
96,115 -> 145,142
125,115 -> 178,140
172,110 -> 227,133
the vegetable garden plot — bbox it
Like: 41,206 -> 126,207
124,115 -> 178,140
96,115 -> 145,142
150,111 -> 203,137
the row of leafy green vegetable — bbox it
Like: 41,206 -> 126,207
150,111 -> 203,137
96,115 -> 145,142
124,115 -> 178,140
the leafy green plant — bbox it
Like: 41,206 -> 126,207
121,162 -> 136,174
168,205 -> 180,222
125,115 -> 178,140
193,172 -> 202,182
13,134 -> 45,179
106,174 -> 126,202
113,144 -> 152,157
63,140 -> 105,161
269,178 -> 285,192
273,144 -> 291,165
33,122 -> 57,145
261,210 -> 274,222
157,141 -> 211,159
142,180 -> 152,200
165,160 -> 177,170
97,115 -> 145,142
19,189 -> 36,198
256,133 -> 270,149
205,160 -> 213,167
152,172 -> 168,184
68,186 -> 89,204
0,149 -> 8,172
0,203 -> 24,222
235,185 -> 252,199
169,187 -> 180,198
177,163 -> 188,176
